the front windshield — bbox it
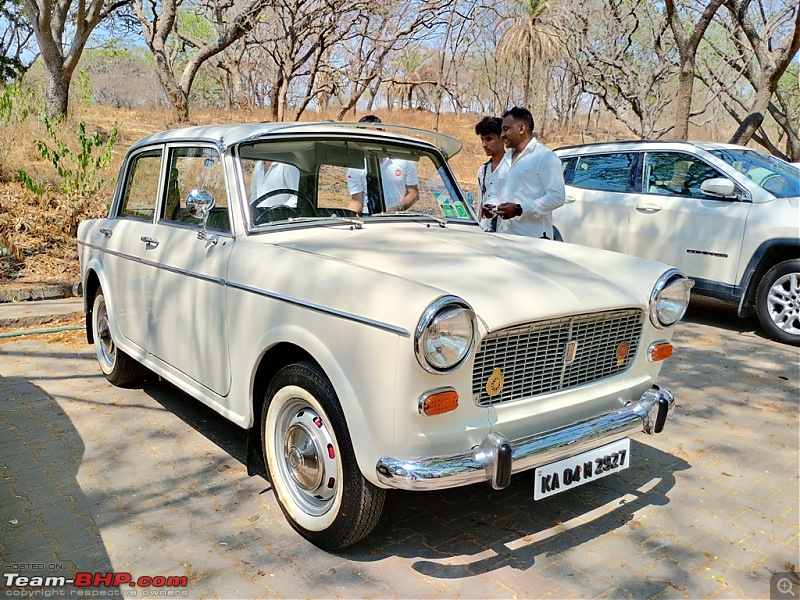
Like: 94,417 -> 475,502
238,137 -> 474,228
709,148 -> 799,198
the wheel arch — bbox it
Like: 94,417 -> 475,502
83,267 -> 104,344
244,335 -> 385,486
738,239 -> 800,317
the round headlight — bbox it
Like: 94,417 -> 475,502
650,270 -> 694,328
415,297 -> 476,373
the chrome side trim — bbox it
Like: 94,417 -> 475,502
226,281 -> 410,336
376,386 -> 675,491
78,240 -> 409,337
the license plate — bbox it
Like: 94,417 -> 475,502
533,438 -> 631,500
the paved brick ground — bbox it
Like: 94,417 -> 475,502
1,299 -> 798,599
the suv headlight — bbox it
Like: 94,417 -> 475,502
650,270 -> 694,328
415,296 -> 476,373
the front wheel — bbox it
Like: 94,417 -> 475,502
262,362 -> 385,549
755,259 -> 800,346
92,290 -> 141,385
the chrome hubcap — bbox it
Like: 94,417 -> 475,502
96,302 -> 116,366
767,272 -> 800,335
285,422 -> 323,491
277,404 -> 338,515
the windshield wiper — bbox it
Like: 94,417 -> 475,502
372,211 -> 447,227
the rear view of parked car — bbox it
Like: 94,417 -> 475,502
78,123 -> 690,550
554,141 -> 800,345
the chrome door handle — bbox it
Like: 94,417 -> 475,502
635,204 -> 662,213
565,196 -> 576,204
99,228 -> 112,237
140,236 -> 159,247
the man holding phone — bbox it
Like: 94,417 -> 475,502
494,107 -> 565,239
474,116 -> 508,231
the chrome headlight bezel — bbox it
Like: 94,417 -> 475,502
414,296 -> 476,374
650,269 -> 694,328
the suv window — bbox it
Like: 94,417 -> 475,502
572,153 -> 635,192
119,149 -> 162,220
644,152 -> 726,199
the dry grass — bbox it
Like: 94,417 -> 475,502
0,105 -> 594,288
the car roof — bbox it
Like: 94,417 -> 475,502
129,122 -> 463,159
554,139 -> 754,155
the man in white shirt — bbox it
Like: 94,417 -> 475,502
474,116 -> 508,231
250,161 -> 300,208
347,115 -> 419,214
494,107 -> 565,239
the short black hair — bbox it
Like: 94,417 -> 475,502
475,116 -> 502,137
358,115 -> 382,124
502,107 -> 534,132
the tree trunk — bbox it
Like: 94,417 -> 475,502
672,66 -> 694,140
44,65 -> 71,120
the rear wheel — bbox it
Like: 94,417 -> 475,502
755,259 -> 800,346
261,362 -> 385,549
92,290 -> 141,385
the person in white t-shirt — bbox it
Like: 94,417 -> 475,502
346,115 -> 419,215
474,116 -> 508,232
250,161 -> 300,208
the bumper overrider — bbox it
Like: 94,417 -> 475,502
376,386 -> 674,491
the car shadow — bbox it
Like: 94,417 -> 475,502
0,375 -> 116,595
681,296 -> 764,338
340,440 -> 690,578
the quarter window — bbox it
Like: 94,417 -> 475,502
572,153 -> 635,192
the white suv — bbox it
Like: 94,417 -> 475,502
554,141 -> 800,345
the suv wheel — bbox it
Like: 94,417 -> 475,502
755,259 -> 800,346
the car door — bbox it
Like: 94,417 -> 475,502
558,152 -> 637,253
628,151 -> 751,285
100,146 -> 165,350
144,144 -> 234,396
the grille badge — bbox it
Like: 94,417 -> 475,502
563,340 -> 578,365
615,341 -> 630,366
486,368 -> 504,397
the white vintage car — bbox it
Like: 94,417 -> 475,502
77,122 -> 691,550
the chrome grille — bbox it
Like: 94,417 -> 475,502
473,309 -> 643,406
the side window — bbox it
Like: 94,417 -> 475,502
561,157 -> 576,184
572,153 -> 635,192
119,149 -> 162,220
644,153 -> 726,199
161,146 -> 230,232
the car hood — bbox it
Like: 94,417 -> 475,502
263,222 -> 669,332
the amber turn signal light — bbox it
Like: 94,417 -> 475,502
420,389 -> 459,416
648,342 -> 673,361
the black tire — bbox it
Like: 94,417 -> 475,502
92,290 -> 141,385
755,259 -> 800,346
261,362 -> 385,550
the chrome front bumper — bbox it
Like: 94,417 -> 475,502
376,386 -> 675,491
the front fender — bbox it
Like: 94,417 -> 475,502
244,320 -> 403,486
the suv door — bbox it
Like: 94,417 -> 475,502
559,152 -> 637,253
629,151 -> 751,286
